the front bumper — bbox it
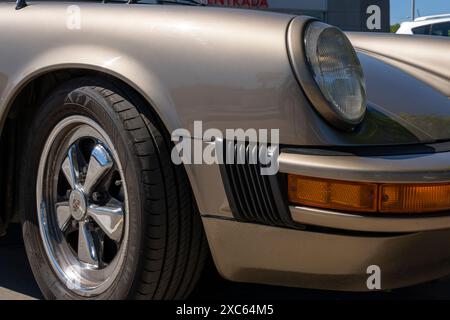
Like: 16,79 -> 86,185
191,147 -> 450,290
203,217 -> 450,291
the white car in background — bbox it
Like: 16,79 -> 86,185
397,14 -> 450,37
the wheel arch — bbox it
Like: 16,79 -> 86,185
0,67 -> 202,232
1,64 -> 179,136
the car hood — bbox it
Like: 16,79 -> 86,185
348,33 -> 450,143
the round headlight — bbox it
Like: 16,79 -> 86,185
304,21 -> 367,128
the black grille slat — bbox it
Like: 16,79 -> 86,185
250,163 -> 278,224
245,144 -> 275,224
220,141 -> 291,227
235,164 -> 256,220
227,165 -> 252,220
245,164 -> 268,222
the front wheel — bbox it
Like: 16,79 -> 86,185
20,77 -> 208,299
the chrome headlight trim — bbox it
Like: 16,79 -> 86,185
287,17 -> 367,131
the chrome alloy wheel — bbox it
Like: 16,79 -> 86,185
36,116 -> 129,296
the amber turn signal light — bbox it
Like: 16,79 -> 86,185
288,174 -> 450,214
380,184 -> 450,213
287,175 -> 378,212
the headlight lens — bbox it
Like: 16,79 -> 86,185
305,21 -> 367,124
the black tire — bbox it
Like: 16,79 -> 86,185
19,77 -> 208,300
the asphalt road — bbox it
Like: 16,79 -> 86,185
1,224 -> 450,300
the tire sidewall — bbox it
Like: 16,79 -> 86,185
21,80 -> 145,300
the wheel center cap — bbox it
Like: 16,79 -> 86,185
69,189 -> 87,221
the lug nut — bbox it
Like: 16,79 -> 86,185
92,192 -> 102,202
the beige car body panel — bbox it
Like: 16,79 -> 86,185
2,2 -> 450,291
0,2 -> 300,219
0,3 -> 307,144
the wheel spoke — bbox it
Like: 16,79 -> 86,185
56,202 -> 71,231
78,221 -> 99,266
62,144 -> 83,189
87,198 -> 124,242
83,145 -> 113,195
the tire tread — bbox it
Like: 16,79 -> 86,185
88,81 -> 207,300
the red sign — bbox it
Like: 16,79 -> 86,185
207,0 -> 269,9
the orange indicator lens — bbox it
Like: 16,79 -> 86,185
288,175 -> 450,214
380,184 -> 450,213
287,175 -> 377,212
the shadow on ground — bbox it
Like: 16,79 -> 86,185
0,225 -> 43,299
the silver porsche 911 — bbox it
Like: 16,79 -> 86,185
0,0 -> 449,299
